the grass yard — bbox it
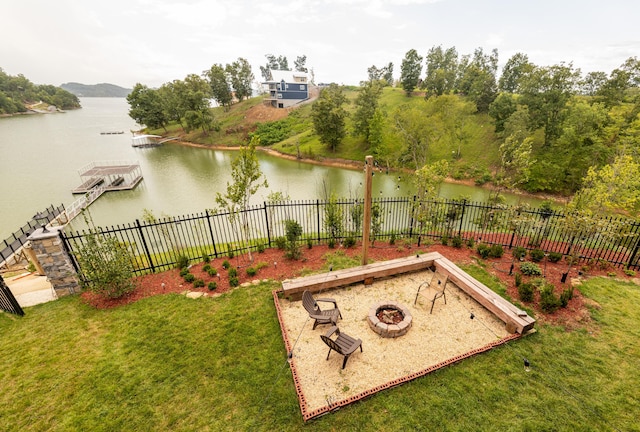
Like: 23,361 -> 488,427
1,273 -> 639,431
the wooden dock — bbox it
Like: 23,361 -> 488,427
72,161 -> 143,194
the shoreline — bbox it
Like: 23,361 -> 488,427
167,139 -> 568,205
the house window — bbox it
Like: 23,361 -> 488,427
300,85 -> 305,90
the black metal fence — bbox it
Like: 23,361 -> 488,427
0,275 -> 24,316
0,204 -> 65,268
62,197 -> 640,279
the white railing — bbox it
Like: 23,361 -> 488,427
64,186 -> 106,221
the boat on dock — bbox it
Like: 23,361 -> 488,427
72,161 -> 143,194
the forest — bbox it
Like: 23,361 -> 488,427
126,48 -> 640,206
0,68 -> 80,114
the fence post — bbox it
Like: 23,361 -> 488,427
205,210 -> 218,257
457,199 -> 467,238
408,195 -> 417,238
316,199 -> 321,242
135,219 -> 155,273
263,202 -> 272,247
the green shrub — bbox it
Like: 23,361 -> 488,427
228,267 -> 238,278
229,277 -> 239,287
193,278 -> 205,288
476,243 -> 491,259
343,236 -> 356,248
512,246 -> 527,260
389,233 -> 396,245
183,273 -> 195,283
222,260 -> 230,270
227,247 -> 235,259
597,259 -> 611,271
207,267 -> 217,277
548,252 -> 563,263
539,284 -> 561,313
451,236 -> 463,248
179,267 -> 190,277
255,261 -> 269,271
520,262 -> 542,276
607,271 -> 616,277
207,281 -> 217,291
75,234 -> 135,299
176,254 -> 190,269
202,264 -> 212,272
307,238 -> 313,249
560,286 -> 574,307
275,236 -> 286,250
440,235 -> 449,246
257,243 -> 265,253
515,272 -> 522,287
328,238 -> 336,249
246,267 -> 257,277
530,249 -> 545,262
466,237 -> 475,248
489,244 -> 504,258
624,269 -> 636,277
518,282 -> 535,302
201,250 -> 210,263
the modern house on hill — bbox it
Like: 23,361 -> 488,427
263,70 -> 309,108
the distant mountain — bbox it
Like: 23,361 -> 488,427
60,82 -> 131,97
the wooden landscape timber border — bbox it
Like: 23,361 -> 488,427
280,251 -> 535,334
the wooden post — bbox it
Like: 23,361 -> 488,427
362,156 -> 373,265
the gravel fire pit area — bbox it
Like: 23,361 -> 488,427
275,269 -> 518,421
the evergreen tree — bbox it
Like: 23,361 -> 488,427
400,49 -> 423,96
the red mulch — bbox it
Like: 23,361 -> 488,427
81,241 -> 635,329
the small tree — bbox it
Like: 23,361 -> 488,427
215,136 -> 268,262
284,219 -> 303,260
324,192 -> 343,246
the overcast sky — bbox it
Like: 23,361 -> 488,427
3,0 -> 639,89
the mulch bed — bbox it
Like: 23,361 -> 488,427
80,241 -> 636,329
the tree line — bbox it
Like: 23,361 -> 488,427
308,47 -> 639,202
0,68 -> 80,114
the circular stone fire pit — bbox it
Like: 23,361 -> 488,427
368,301 -> 412,338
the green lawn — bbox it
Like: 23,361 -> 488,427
1,273 -> 639,431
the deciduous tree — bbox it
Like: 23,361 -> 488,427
352,80 -> 383,143
311,84 -> 348,152
215,136 -> 268,262
226,57 -> 254,101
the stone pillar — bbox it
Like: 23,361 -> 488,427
28,227 -> 80,297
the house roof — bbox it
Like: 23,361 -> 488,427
265,69 -> 308,83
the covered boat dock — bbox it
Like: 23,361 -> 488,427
72,160 -> 143,194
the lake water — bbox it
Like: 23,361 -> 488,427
0,98 -> 545,239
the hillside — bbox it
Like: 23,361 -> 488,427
61,82 -> 131,97
0,68 -> 80,114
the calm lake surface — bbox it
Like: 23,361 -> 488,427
0,98 -> 545,239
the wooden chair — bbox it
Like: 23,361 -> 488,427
302,290 -> 342,330
320,326 -> 363,370
414,273 -> 448,314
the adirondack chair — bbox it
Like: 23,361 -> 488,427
414,273 -> 448,314
302,290 -> 342,330
320,326 -> 363,370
